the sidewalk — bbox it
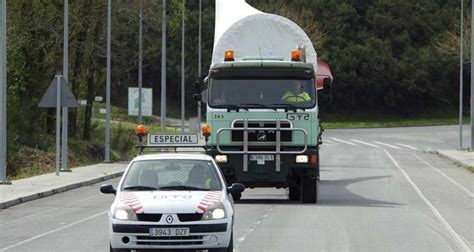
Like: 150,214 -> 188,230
0,162 -> 128,209
436,149 -> 474,169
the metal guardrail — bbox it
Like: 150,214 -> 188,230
215,119 -> 308,172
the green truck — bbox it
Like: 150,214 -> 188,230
198,1 -> 331,203
196,48 -> 328,204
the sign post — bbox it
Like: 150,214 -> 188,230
39,75 -> 78,176
56,75 -> 61,175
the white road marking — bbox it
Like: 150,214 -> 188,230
414,154 -> 474,198
331,138 -> 358,146
351,139 -> 381,148
234,206 -> 275,252
374,141 -> 401,149
0,194 -> 102,226
396,143 -> 418,150
0,210 -> 107,251
384,150 -> 471,252
324,139 -> 335,144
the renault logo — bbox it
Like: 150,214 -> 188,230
165,215 -> 174,224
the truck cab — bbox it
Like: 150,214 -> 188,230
202,49 -> 321,203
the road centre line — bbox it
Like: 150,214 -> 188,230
331,138 -> 358,146
0,210 -> 108,251
351,139 -> 381,148
374,141 -> 401,149
323,139 -> 335,144
234,206 -> 275,252
413,154 -> 474,198
396,143 -> 418,150
384,150 -> 471,252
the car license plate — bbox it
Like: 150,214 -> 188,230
249,155 -> 274,165
149,227 -> 190,237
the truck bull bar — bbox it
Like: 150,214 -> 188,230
216,119 -> 308,172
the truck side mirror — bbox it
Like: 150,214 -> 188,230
201,89 -> 208,104
193,93 -> 202,101
323,77 -> 332,91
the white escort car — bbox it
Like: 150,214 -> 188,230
101,153 -> 245,252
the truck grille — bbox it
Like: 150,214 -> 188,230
231,120 -> 292,142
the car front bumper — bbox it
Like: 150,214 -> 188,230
109,218 -> 232,250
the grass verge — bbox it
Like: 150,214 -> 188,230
321,111 -> 468,129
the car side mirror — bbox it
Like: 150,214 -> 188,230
100,184 -> 116,195
227,183 -> 245,194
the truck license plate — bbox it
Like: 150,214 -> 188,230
149,227 -> 190,237
249,155 -> 274,165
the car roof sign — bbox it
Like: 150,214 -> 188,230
147,134 -> 204,147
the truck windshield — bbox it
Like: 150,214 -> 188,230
208,79 -> 316,109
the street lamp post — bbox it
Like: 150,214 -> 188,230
138,0 -> 143,124
105,0 -> 111,162
197,0 -> 202,133
61,0 -> 70,172
459,0 -> 464,150
471,0 -> 474,151
181,0 -> 186,132
0,0 -> 8,183
161,0 -> 167,132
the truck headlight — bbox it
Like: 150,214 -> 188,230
113,204 -> 138,221
215,155 -> 228,163
202,202 -> 226,220
295,155 -> 309,163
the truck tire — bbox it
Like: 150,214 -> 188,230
288,186 -> 300,201
301,175 -> 318,203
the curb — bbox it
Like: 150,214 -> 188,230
0,171 -> 124,209
434,151 -> 470,169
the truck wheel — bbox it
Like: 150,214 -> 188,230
288,186 -> 300,201
231,192 -> 241,201
301,175 -> 318,203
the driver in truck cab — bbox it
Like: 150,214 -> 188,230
282,81 -> 311,102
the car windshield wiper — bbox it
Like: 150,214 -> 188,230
240,103 -> 276,110
268,103 -> 302,111
213,104 -> 247,111
159,185 -> 210,191
122,185 -> 157,191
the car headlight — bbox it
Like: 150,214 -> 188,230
202,202 -> 226,220
113,204 -> 138,221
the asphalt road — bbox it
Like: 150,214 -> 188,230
0,125 -> 473,252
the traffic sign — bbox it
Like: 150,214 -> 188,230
147,134 -> 201,146
38,76 -> 78,108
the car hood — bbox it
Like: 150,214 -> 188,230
118,190 -> 224,214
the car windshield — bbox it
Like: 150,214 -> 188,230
120,159 -> 222,191
208,79 -> 316,109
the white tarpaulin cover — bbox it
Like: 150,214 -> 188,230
213,0 -> 317,68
